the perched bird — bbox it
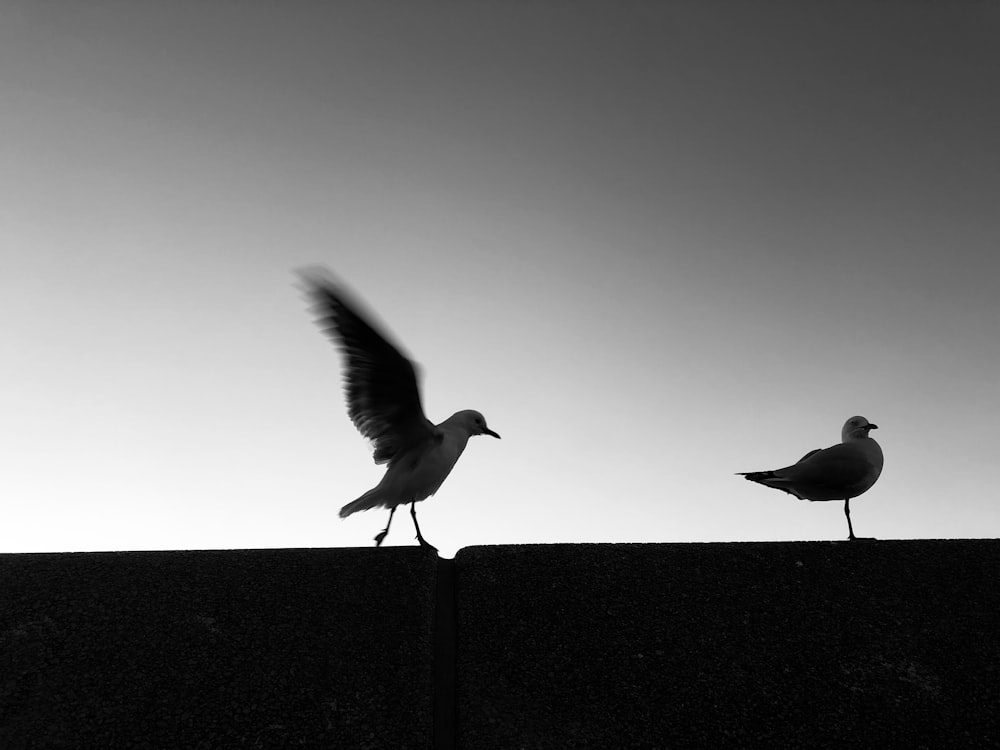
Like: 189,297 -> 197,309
738,416 -> 883,541
298,268 -> 500,550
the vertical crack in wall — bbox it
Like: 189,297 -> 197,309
432,556 -> 457,750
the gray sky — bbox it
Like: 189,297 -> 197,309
3,0 -> 998,556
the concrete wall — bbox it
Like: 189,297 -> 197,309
2,540 -> 998,748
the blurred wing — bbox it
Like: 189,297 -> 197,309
299,268 -> 437,464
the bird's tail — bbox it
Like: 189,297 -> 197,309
738,471 -> 775,483
737,471 -> 803,499
339,487 -> 389,518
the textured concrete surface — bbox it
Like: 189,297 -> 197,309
2,542 -> 998,749
457,540 -> 1000,749
0,547 -> 438,750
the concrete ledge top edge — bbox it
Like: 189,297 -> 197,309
1,538 -> 997,558
451,538 -> 1000,557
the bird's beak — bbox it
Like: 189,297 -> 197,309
483,427 -> 501,439
867,424 -> 879,431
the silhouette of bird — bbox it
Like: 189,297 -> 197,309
738,416 -> 883,541
298,268 -> 500,550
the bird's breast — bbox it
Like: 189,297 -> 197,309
382,433 -> 469,503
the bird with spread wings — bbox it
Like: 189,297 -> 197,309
298,268 -> 500,550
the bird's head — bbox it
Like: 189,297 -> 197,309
842,415 -> 878,442
454,410 -> 501,439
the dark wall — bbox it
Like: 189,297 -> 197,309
2,541 -> 998,749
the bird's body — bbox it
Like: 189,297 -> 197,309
739,416 -> 883,540
299,268 -> 499,549
338,410 -> 486,517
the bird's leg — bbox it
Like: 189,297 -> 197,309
374,507 -> 396,547
410,501 -> 437,551
844,498 -> 856,541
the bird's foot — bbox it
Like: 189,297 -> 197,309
374,530 -> 389,547
417,536 -> 438,553
847,535 -> 877,542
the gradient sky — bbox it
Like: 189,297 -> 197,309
3,1 -> 998,557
